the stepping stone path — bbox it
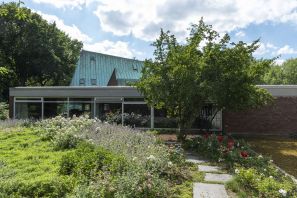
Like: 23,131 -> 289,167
186,153 -> 233,198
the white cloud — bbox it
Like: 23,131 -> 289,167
235,31 -> 245,37
93,0 -> 297,41
84,40 -> 134,58
36,11 -> 92,42
274,59 -> 285,65
277,45 -> 297,55
254,43 -> 269,56
32,0 -> 95,9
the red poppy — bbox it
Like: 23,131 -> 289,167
227,139 -> 234,149
217,135 -> 224,143
240,151 -> 249,158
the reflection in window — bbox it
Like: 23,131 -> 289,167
44,103 -> 68,118
154,108 -> 178,128
69,102 -> 93,117
15,102 -> 42,120
96,103 -> 122,124
123,104 -> 150,128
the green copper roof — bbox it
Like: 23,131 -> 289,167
70,50 -> 144,86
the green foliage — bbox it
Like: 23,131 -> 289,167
263,58 -> 297,85
136,19 -> 273,139
234,167 -> 297,197
0,2 -> 82,101
0,102 -> 8,120
36,115 -> 93,150
59,142 -> 128,179
0,128 -> 74,197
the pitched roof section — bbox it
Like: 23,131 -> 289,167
70,50 -> 144,86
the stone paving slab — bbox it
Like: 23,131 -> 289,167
186,154 -> 208,164
204,173 -> 233,183
193,183 -> 229,198
198,165 -> 221,172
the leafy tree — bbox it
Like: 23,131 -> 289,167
136,20 -> 273,140
0,2 -> 83,101
263,58 -> 297,85
263,64 -> 285,85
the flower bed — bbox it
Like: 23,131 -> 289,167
34,116 -> 190,197
184,133 -> 297,197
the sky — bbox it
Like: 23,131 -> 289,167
4,0 -> 297,64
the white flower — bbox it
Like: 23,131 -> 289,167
258,155 -> 263,158
269,159 -> 274,163
279,189 -> 287,197
235,169 -> 240,174
147,155 -> 156,161
168,161 -> 173,167
132,157 -> 137,161
269,176 -> 273,179
264,169 -> 267,172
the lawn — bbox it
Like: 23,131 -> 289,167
245,137 -> 297,178
0,127 -> 74,197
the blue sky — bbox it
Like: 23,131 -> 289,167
4,0 -> 297,64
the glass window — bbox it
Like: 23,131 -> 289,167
69,98 -> 93,102
44,98 -> 67,102
15,102 -> 42,120
69,102 -> 93,117
96,103 -> 122,124
154,108 -> 178,128
44,103 -> 68,118
15,98 -> 42,101
123,98 -> 145,102
123,104 -> 150,128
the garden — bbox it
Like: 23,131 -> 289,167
1,116 -> 297,197
0,116 -> 195,197
183,133 -> 297,197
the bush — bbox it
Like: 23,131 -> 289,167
235,167 -> 297,197
0,175 -> 74,197
59,142 -> 128,179
0,102 -> 8,120
36,115 -> 93,150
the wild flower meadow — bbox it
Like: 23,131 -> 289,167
34,115 -> 189,197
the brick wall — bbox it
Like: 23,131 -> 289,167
9,96 -> 13,119
223,97 -> 297,136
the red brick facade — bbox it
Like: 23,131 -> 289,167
223,97 -> 297,136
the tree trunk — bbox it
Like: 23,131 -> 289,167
177,123 -> 187,142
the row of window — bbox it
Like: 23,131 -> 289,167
79,78 -> 97,85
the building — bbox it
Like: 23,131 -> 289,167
9,50 -> 222,130
9,50 -> 297,135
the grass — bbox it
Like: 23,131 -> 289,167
0,128 -> 74,197
245,137 -> 297,178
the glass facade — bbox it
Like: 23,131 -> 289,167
96,103 -> 122,124
123,103 -> 151,128
13,97 -> 222,130
15,102 -> 42,119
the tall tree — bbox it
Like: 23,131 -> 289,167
136,19 -> 273,140
0,2 -> 83,100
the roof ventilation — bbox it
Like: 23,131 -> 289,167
79,78 -> 85,85
91,79 -> 97,85
132,64 -> 138,71
90,56 -> 96,61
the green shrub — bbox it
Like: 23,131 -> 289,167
0,102 -> 8,120
59,142 -> 128,179
0,175 -> 74,197
36,116 -> 93,150
235,167 -> 297,197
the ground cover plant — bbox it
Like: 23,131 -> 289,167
0,116 -> 194,197
183,133 -> 297,197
